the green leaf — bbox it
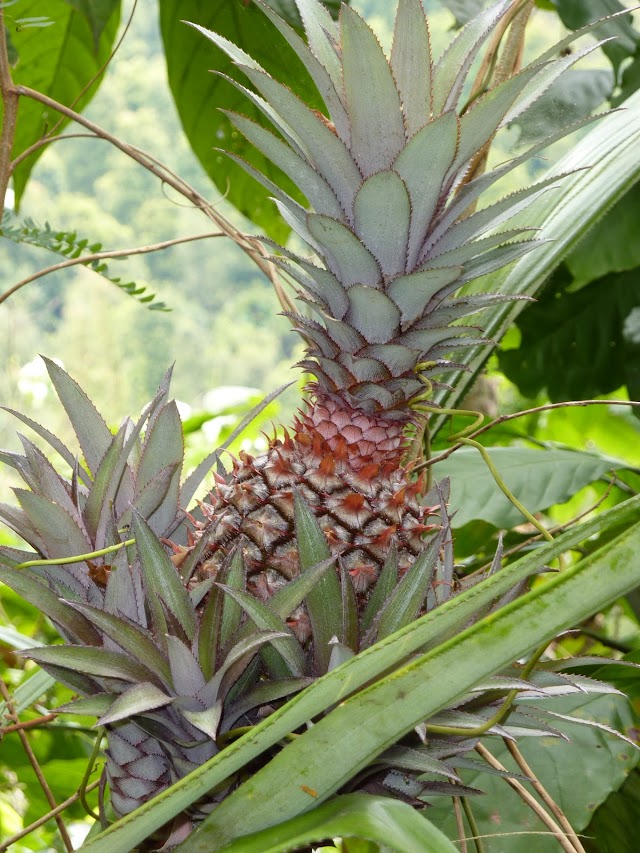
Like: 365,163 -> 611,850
514,69 -> 613,147
22,644 -> 156,683
217,585 -> 306,677
14,489 -> 92,557
43,357 -> 112,476
585,766 -> 640,853
97,682 -> 174,727
183,518 -> 640,847
214,794 -> 458,853
135,401 -> 183,535
341,5 -> 405,178
390,0 -> 432,138
567,182 -> 640,287
433,445 -> 619,528
5,0 -> 121,205
80,496 -> 640,853
294,491 -> 342,674
552,0 -> 639,79
498,268 -> 640,402
441,0 -> 484,27
353,172 -> 410,277
67,601 -> 172,685
131,511 -> 197,643
160,0 -> 329,241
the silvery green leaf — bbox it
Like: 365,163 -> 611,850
377,746 -> 460,781
132,510 -> 196,643
345,285 -> 401,345
387,267 -> 462,328
21,644 -> 156,683
222,678 -> 313,732
55,693 -> 115,716
391,0 -> 432,137
43,357 -> 112,474
394,112 -> 459,269
15,489 -> 92,558
97,682 -> 173,727
353,171 -> 410,276
307,214 -> 382,288
341,5 -> 404,177
295,0 -> 343,101
67,601 -> 170,685
167,635 -> 206,697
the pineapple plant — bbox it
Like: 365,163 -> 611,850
0,0 -> 631,845
186,0 -> 607,619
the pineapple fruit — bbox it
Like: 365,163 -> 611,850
0,0 -> 620,840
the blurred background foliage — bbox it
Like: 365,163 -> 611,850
1,0 -> 640,849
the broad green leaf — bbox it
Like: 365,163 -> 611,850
214,794 -> 458,853
585,766 -> 640,853
184,518 -> 640,846
499,267 -> 640,403
160,0 -> 329,241
80,496 -> 640,853
3,0 -> 120,205
427,693 -> 639,852
433,445 -> 620,528
434,89 -> 640,432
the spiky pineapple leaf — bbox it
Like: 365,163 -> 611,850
66,601 -> 172,685
96,683 -> 174,727
294,491 -> 342,674
80,497 -> 640,852
211,794 -> 458,853
353,172 -> 410,277
341,5 -> 405,177
161,0 -> 340,242
43,357 -> 112,475
14,489 -> 92,558
435,88 -> 640,429
376,533 -> 442,640
131,511 -> 197,644
390,0 -> 432,138
21,645 -> 157,683
216,585 -> 306,678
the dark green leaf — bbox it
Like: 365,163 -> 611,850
131,511 -> 197,643
6,0 -> 121,205
64,0 -> 120,50
22,644 -> 156,683
159,0 -> 327,241
585,766 -> 640,853
499,268 -> 640,402
567,182 -> 640,287
294,491 -> 342,674
441,0 -> 484,27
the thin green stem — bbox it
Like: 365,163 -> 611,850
15,539 -> 135,569
79,729 -> 104,820
461,797 -> 485,853
426,640 -> 548,738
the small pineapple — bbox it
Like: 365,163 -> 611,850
189,0 -> 604,614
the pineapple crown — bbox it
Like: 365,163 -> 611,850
193,0 -> 611,418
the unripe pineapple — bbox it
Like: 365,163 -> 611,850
190,0 -> 603,608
